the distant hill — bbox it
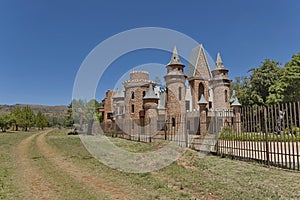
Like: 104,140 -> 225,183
0,104 -> 68,125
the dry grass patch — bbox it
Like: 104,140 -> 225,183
44,130 -> 300,199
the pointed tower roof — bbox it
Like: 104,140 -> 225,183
112,90 -> 125,99
168,46 -> 184,66
143,84 -> 159,99
197,94 -> 208,105
231,97 -> 241,106
186,44 -> 212,79
214,52 -> 226,70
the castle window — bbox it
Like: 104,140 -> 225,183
142,91 -> 146,97
225,90 -> 228,102
107,113 -> 113,119
178,87 -> 182,101
185,101 -> 190,111
131,104 -> 134,113
131,91 -> 134,99
198,83 -> 205,100
172,117 -> 176,127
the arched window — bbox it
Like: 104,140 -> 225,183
178,87 -> 182,101
131,91 -> 134,99
142,91 -> 146,97
131,104 -> 134,113
198,83 -> 205,100
225,90 -> 228,102
172,117 -> 176,127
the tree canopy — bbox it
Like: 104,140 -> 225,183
267,53 -> 300,104
232,53 -> 300,106
20,106 -> 35,131
35,111 -> 48,130
0,113 -> 13,132
0,106 -> 49,132
64,99 -> 101,134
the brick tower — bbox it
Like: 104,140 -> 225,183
210,52 -> 231,110
164,46 -> 187,117
123,71 -> 155,134
143,84 -> 159,136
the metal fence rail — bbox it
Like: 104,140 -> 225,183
102,102 -> 300,171
217,102 -> 300,171
107,111 -> 231,152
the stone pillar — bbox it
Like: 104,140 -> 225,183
231,98 -> 241,134
144,101 -> 158,142
198,94 -> 208,135
143,84 -> 159,142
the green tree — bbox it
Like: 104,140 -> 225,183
0,114 -> 13,132
20,106 -> 35,131
48,116 -> 62,127
230,76 -> 257,106
11,108 -> 22,131
35,111 -> 48,130
71,99 -> 85,129
248,59 -> 283,105
267,53 -> 300,103
63,103 -> 74,128
84,99 -> 100,135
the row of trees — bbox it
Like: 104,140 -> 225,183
231,53 -> 300,106
0,106 -> 48,132
64,99 -> 101,135
0,99 -> 102,133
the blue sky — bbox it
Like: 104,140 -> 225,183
0,0 -> 299,106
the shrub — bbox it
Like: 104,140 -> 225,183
219,127 -> 236,140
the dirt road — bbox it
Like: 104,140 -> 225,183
14,130 -> 135,200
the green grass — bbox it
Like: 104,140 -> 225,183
46,129 -> 300,199
46,130 -> 183,199
0,131 -> 31,199
1,129 -> 300,199
0,130 -> 107,200
28,133 -> 105,199
110,137 -> 170,153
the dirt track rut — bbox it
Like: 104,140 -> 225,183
14,130 -> 134,200
14,132 -> 59,199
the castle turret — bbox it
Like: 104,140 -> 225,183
124,71 -> 154,119
112,89 -> 125,118
123,71 -> 155,134
164,46 -> 187,117
143,84 -> 159,136
210,52 -> 231,110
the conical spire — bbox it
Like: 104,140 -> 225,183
197,94 -> 208,105
214,52 -> 225,69
113,90 -> 124,99
143,84 -> 159,99
168,46 -> 184,65
231,97 -> 241,106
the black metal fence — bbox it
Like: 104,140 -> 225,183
106,110 -> 233,151
217,102 -> 300,171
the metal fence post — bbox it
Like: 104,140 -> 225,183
264,106 -> 270,165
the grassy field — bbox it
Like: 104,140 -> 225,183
0,131 -> 30,199
1,129 -> 300,199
